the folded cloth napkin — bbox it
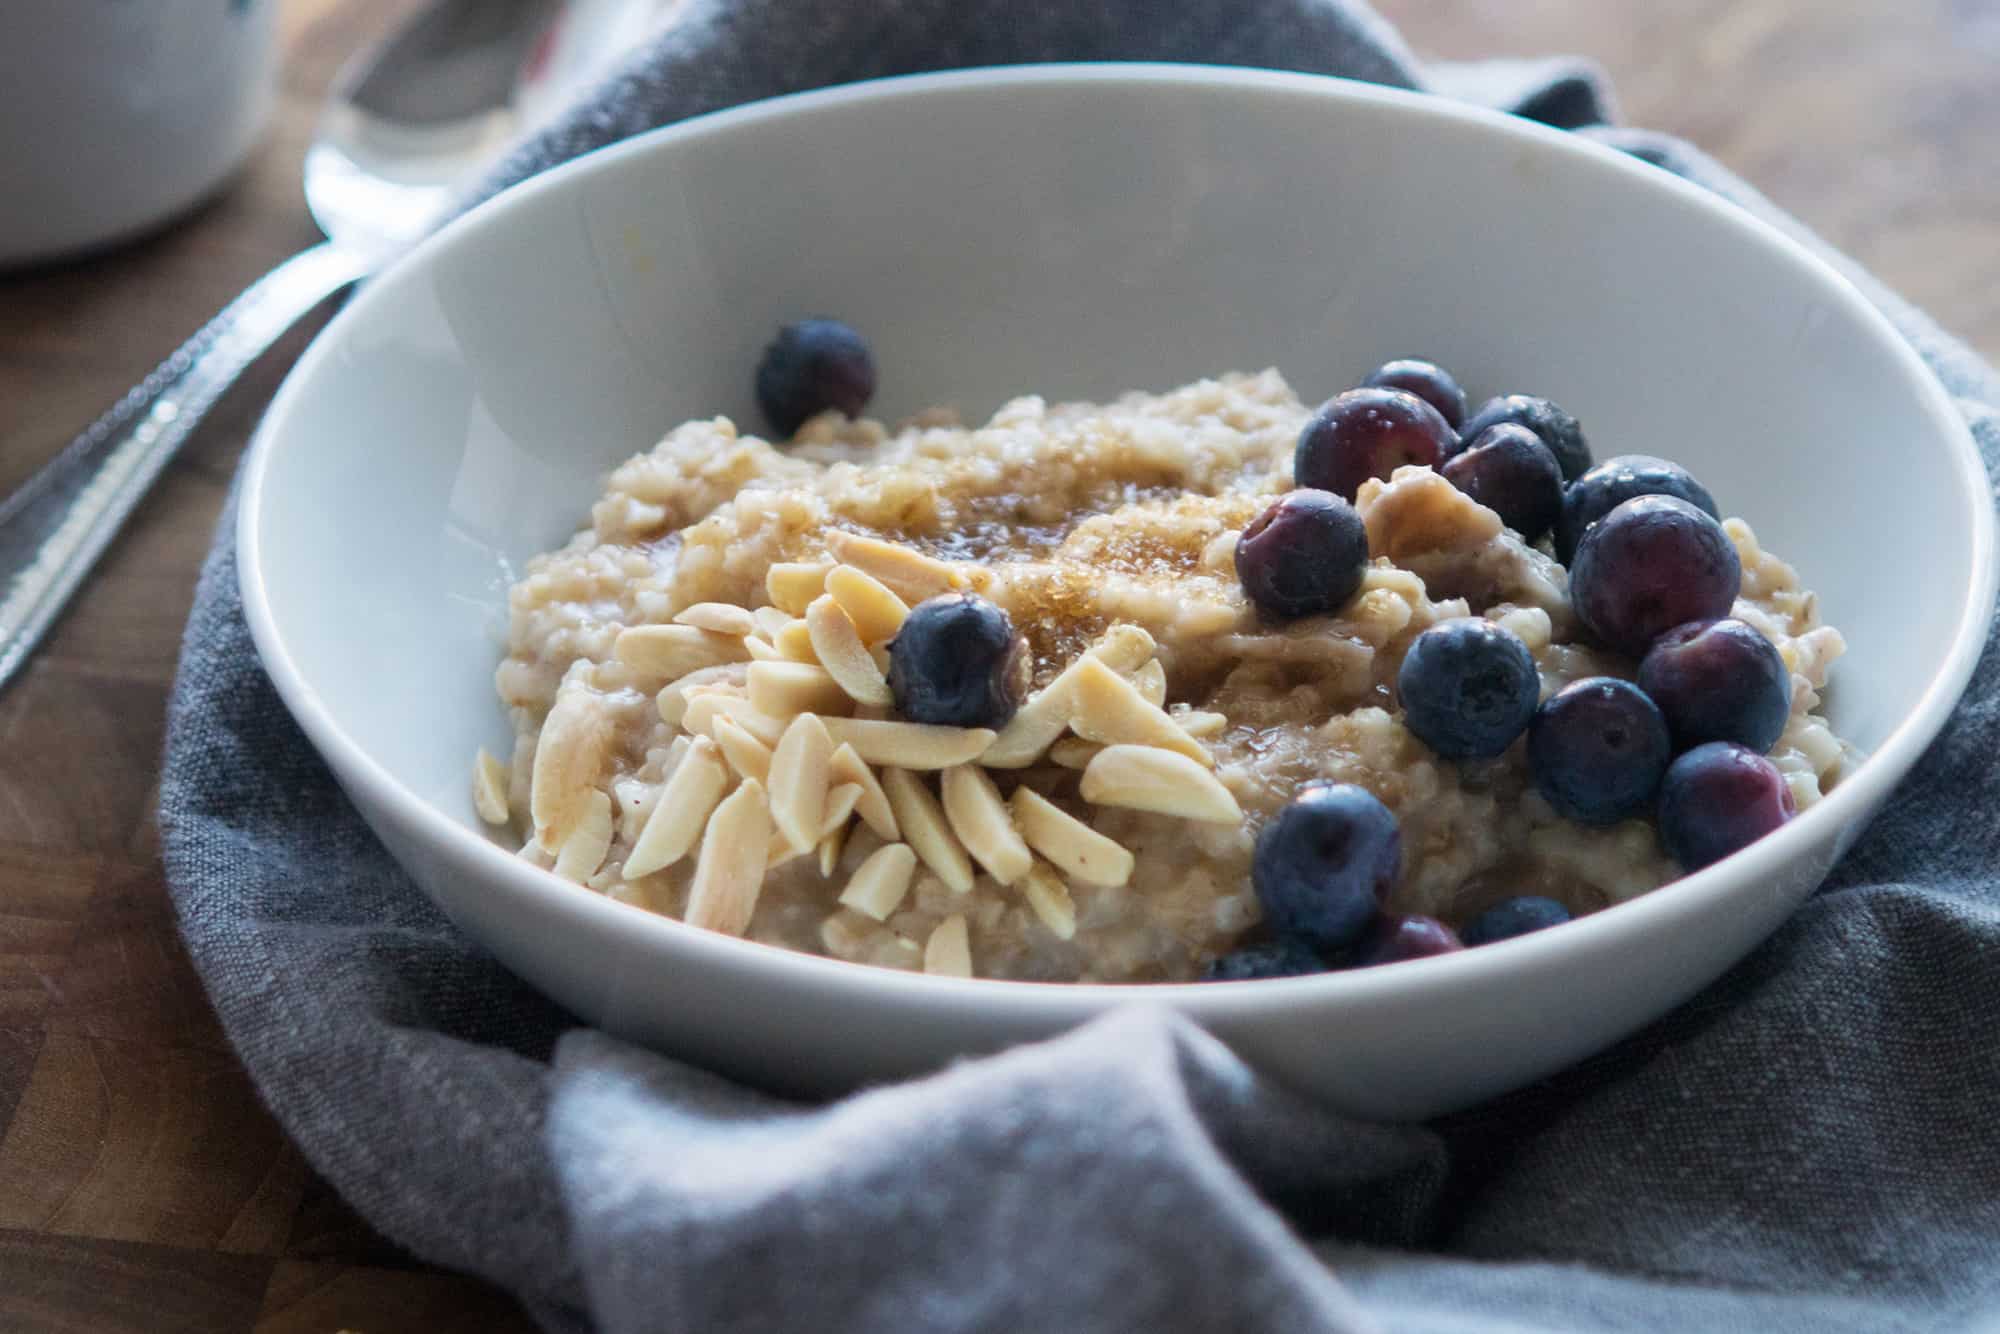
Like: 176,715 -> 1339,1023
159,2 -> 2000,1330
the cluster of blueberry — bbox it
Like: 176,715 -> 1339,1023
1213,358 -> 1798,981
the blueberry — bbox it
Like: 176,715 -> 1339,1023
1440,423 -> 1565,542
1556,455 -> 1720,565
1460,896 -> 1572,946
1527,677 -> 1672,824
1201,939 -> 1326,982
886,594 -> 1029,729
1569,495 -> 1741,658
1360,358 -> 1467,429
1456,394 -> 1592,482
1252,784 -> 1401,954
1234,489 -> 1370,620
1349,914 -> 1464,967
1294,388 -> 1457,502
1657,741 -> 1796,870
1638,619 -> 1791,755
1396,619 -> 1540,760
754,318 -> 876,437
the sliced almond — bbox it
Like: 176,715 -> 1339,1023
817,820 -> 849,878
472,747 -> 511,825
774,618 -> 820,664
1079,744 -> 1243,823
820,782 -> 863,838
685,694 -> 786,748
1169,706 -> 1229,740
747,661 -> 852,719
1048,737 -> 1105,770
1019,861 -> 1078,940
766,562 -> 832,614
623,737 -> 728,877
752,606 -> 793,639
882,767 -> 973,893
826,530 -> 962,602
981,624 -> 1158,768
768,830 -> 809,870
712,714 -> 773,784
828,743 -> 899,840
822,718 -> 995,770
552,789 -> 613,884
684,778 -> 772,936
826,564 -> 911,643
530,682 -> 607,849
1066,657 -> 1212,767
743,635 -> 785,662
806,594 -> 893,706
1010,787 -> 1134,888
837,842 -> 919,921
941,765 -> 1032,885
769,713 -> 835,853
657,664 -> 748,727
615,624 -> 751,678
673,602 -> 757,636
922,913 -> 972,977
1132,658 -> 1168,707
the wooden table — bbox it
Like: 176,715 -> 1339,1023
0,2 -> 1992,1328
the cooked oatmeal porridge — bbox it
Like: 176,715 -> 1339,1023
480,367 -> 1855,983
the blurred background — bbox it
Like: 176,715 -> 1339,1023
0,2 -> 1991,1330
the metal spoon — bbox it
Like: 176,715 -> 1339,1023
0,0 -> 565,692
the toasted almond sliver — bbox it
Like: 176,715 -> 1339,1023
941,764 -> 1032,885
622,737 -> 728,878
713,714 -> 774,784
820,782 -> 863,838
981,624 -> 1158,768
766,562 -> 833,615
1079,744 -> 1243,823
818,819 -> 849,878
673,602 -> 757,636
1170,707 -> 1229,739
747,661 -> 852,719
1010,787 -> 1134,888
882,767 -> 973,893
685,778 -> 772,936
473,747 -> 511,825
1066,657 -> 1212,767
1049,737 -> 1105,770
774,618 -> 820,664
825,531 -> 962,603
615,624 -> 752,678
752,606 -> 793,639
923,913 -> 972,977
530,681 -> 607,849
837,842 -> 919,921
1133,658 -> 1168,708
552,790 -> 613,884
826,564 -> 911,643
828,743 -> 899,840
657,664 -> 749,727
769,713 -> 835,853
743,635 -> 785,662
806,595 -> 893,706
822,718 -> 995,770
1019,861 -> 1078,940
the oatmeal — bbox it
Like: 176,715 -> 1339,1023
483,368 -> 1853,983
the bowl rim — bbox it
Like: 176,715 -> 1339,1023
239,62 -> 1997,1018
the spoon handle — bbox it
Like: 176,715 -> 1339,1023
0,241 -> 370,694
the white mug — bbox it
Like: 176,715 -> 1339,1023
0,0 -> 278,267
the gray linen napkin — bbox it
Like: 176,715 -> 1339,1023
159,2 -> 2000,1331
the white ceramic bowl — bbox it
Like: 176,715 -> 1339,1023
240,66 -> 1993,1120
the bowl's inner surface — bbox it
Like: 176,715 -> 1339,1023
251,68 -> 1979,869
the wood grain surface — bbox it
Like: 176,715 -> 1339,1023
0,1 -> 1992,1328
